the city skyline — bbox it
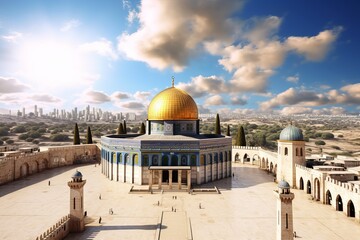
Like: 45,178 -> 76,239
0,0 -> 359,115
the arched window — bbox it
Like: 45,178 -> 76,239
73,197 -> 76,209
152,155 -> 158,165
181,155 -> 187,166
300,148 -> 303,156
295,148 -> 298,156
286,213 -> 288,229
285,147 -> 288,156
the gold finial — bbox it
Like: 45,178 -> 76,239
171,76 -> 175,87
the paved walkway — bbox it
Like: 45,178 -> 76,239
0,163 -> 360,239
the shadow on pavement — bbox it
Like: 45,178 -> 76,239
0,164 -> 90,197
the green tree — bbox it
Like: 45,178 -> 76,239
321,132 -> 334,139
73,123 -> 80,145
13,125 -> 27,133
315,140 -> 326,146
117,123 -> 124,134
51,134 -> 69,142
235,125 -> 246,146
140,122 -> 146,134
86,126 -> 93,144
0,127 -> 9,136
215,113 -> 221,135
123,120 -> 127,134
226,125 -> 230,136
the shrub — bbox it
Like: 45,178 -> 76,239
331,146 -> 341,150
338,134 -> 343,138
28,131 -> 42,138
0,127 -> 9,136
0,140 -> 3,145
321,132 -> 334,139
26,137 -> 34,142
13,125 -> 27,133
6,139 -> 14,144
32,139 -> 40,144
51,134 -> 69,141
1,136 -> 9,141
315,140 -> 326,146
18,134 -> 29,140
314,132 -> 322,138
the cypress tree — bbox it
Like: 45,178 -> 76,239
215,113 -> 221,135
140,122 -> 146,134
123,120 -> 127,134
117,123 -> 124,134
86,126 -> 93,144
235,125 -> 246,146
73,123 -> 80,145
261,134 -> 267,147
226,125 -> 230,136
239,125 -> 246,146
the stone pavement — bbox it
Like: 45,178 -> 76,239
0,163 -> 360,239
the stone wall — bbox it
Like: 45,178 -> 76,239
36,215 -> 70,240
0,144 -> 100,185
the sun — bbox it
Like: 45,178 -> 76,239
17,37 -> 91,90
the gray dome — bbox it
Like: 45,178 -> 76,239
72,170 -> 83,179
278,180 -> 290,189
279,125 -> 303,141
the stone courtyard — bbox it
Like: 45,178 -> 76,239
0,163 -> 359,239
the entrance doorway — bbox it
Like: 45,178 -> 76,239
161,170 -> 178,183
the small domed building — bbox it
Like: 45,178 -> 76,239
277,124 -> 306,187
100,81 -> 232,189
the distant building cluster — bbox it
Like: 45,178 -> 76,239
14,105 -> 142,122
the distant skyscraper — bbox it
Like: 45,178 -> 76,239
34,105 -> 38,117
39,108 -> 43,117
22,107 -> 25,118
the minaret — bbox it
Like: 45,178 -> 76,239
277,124 -> 305,187
68,170 -> 86,232
275,180 -> 295,240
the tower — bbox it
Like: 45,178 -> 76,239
67,170 -> 86,232
275,180 -> 295,240
277,125 -> 305,187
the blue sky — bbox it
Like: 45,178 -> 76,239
0,0 -> 359,116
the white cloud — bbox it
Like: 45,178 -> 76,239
134,91 -> 151,100
260,83 -> 360,111
198,104 -> 211,114
1,32 -> 22,42
0,77 -> 29,93
79,38 -> 118,60
83,90 -> 111,104
286,27 -> 342,61
30,94 -> 61,102
280,106 -> 313,115
118,0 -> 243,71
121,101 -> 145,109
127,9 -> 138,24
204,95 -> 226,106
260,88 -> 329,110
230,96 -> 247,105
61,19 -> 81,32
111,91 -> 130,100
176,75 -> 227,98
286,74 -> 299,83
243,16 -> 282,43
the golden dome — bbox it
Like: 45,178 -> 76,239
148,86 -> 198,120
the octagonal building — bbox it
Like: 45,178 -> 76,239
100,82 -> 232,189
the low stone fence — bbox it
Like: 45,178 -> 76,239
36,215 -> 70,240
